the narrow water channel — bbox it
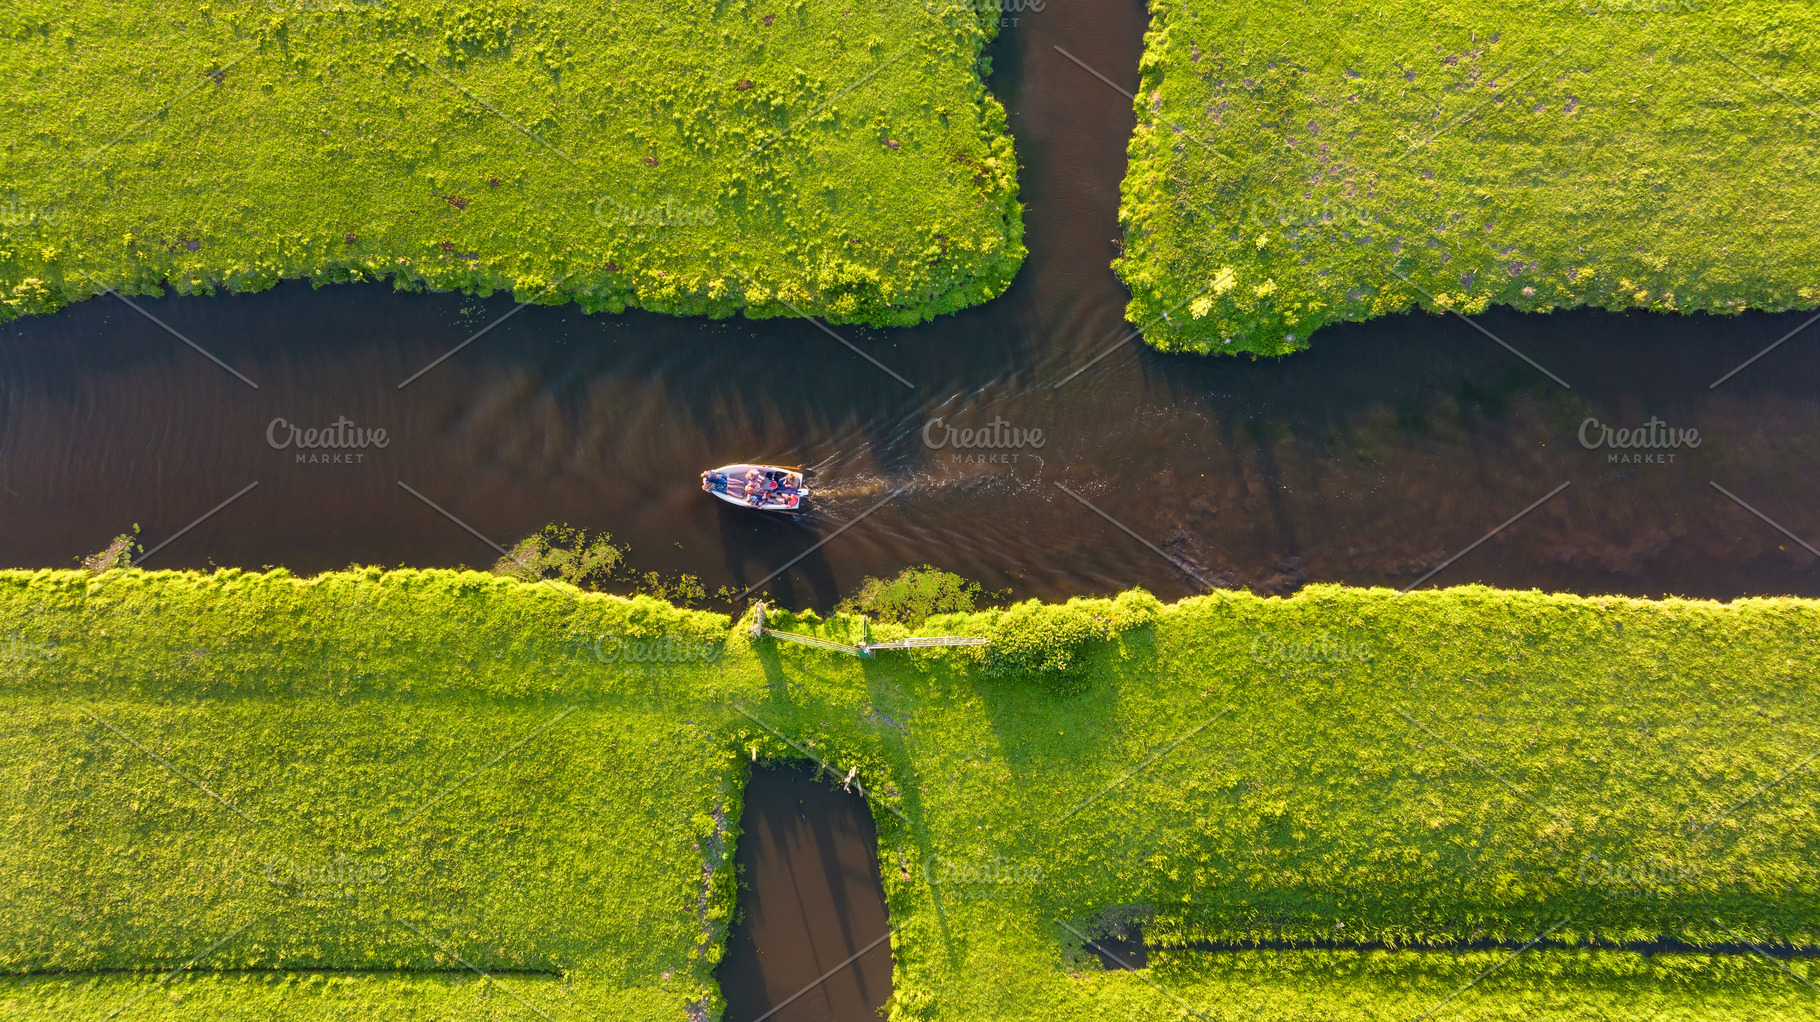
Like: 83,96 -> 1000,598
717,762 -> 892,1022
4,0 -> 1818,604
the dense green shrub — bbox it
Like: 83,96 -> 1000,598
983,589 -> 1160,690
836,565 -> 992,627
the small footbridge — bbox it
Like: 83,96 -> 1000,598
747,602 -> 990,660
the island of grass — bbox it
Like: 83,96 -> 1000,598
0,0 -> 1021,327
1117,1 -> 1820,355
4,569 -> 1817,1019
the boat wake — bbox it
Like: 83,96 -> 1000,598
808,462 -> 1046,503
806,476 -> 906,500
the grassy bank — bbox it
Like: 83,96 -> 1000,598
1116,1 -> 1820,354
1,570 -> 1816,1019
0,569 -> 742,1018
0,0 -> 1021,327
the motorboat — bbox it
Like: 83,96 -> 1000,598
701,464 -> 807,513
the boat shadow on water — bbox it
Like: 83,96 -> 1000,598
715,500 -> 840,609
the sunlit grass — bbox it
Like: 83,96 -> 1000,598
1119,0 -> 1820,355
1,569 -> 1814,1019
0,0 -> 1022,327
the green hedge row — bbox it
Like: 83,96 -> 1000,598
764,588 -> 1160,690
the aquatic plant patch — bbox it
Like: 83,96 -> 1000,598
0,0 -> 1022,327
1117,0 -> 1820,354
1,570 -> 1816,1020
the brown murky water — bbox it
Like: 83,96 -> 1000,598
716,762 -> 892,1022
3,0 -> 1818,608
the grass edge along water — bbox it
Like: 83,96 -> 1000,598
0,0 -> 1024,329
1116,0 -> 1820,356
0,568 -> 1815,1020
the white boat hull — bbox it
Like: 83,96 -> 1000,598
701,464 -> 808,513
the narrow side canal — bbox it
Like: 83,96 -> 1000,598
717,762 -> 892,1022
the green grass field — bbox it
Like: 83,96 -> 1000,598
2,569 -> 1816,1019
0,569 -> 741,1019
1117,0 -> 1820,354
0,0 -> 1022,327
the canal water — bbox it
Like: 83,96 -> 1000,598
716,762 -> 892,1022
4,0 -> 1819,608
